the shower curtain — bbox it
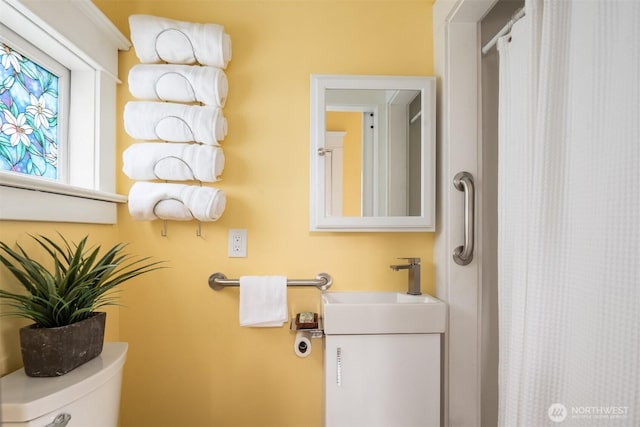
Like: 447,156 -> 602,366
497,1 -> 640,426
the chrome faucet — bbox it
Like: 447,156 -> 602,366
390,257 -> 421,295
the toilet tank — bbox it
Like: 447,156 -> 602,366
0,342 -> 128,427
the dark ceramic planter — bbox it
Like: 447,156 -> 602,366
19,311 -> 106,377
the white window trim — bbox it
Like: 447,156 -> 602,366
0,0 -> 130,224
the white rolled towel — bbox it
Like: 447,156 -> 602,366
129,14 -> 231,68
124,101 -> 227,145
123,143 -> 224,182
128,182 -> 226,222
128,64 -> 228,107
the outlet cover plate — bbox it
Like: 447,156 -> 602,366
228,229 -> 247,257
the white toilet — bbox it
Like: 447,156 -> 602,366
0,342 -> 128,427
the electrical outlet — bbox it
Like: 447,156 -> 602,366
228,229 -> 247,257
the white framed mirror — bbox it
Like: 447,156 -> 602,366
309,74 -> 435,232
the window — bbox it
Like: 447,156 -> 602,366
0,0 -> 130,224
1,29 -> 69,181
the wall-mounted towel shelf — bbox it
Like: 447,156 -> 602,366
208,272 -> 333,291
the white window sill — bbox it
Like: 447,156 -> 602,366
0,173 -> 126,224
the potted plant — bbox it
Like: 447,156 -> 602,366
0,234 -> 163,377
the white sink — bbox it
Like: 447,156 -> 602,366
322,291 -> 447,334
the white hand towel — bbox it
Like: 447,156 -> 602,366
128,182 -> 226,222
239,276 -> 288,327
128,64 -> 228,107
129,14 -> 231,68
124,101 -> 227,145
123,143 -> 224,182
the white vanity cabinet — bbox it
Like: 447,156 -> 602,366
324,333 -> 441,427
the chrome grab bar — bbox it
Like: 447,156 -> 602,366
208,272 -> 333,291
453,172 -> 475,265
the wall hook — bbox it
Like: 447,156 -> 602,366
196,221 -> 202,237
161,220 -> 168,237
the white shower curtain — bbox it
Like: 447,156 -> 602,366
498,1 -> 640,426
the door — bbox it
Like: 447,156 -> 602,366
433,0 -> 501,425
325,334 -> 440,427
324,131 -> 345,216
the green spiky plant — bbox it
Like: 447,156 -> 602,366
0,234 -> 164,328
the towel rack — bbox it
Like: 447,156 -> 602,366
208,272 -> 333,291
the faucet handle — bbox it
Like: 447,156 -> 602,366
398,257 -> 421,265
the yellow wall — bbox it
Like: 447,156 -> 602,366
1,1 -> 434,426
326,111 -> 362,217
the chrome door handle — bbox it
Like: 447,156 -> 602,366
453,172 -> 474,265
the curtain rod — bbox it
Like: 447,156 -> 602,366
481,8 -> 525,56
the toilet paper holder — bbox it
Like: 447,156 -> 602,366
290,317 -> 324,339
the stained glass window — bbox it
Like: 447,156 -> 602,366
0,43 -> 59,179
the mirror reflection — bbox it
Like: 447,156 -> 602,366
323,89 -> 422,217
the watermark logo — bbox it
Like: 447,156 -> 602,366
548,403 -> 629,423
548,403 -> 568,423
